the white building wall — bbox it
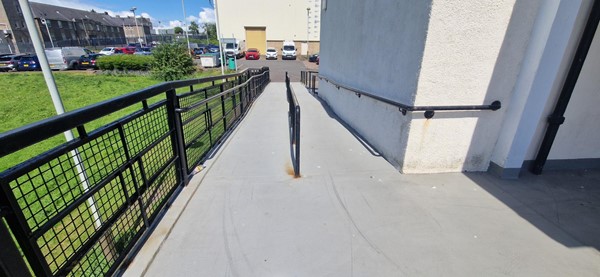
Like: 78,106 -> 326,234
403,0 -> 522,173
217,0 -> 319,42
547,23 -> 600,160
320,0 -> 543,173
490,0 -> 595,176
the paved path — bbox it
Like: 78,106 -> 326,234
127,83 -> 600,277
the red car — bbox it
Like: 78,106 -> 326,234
114,47 -> 136,54
245,48 -> 260,60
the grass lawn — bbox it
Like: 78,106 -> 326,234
0,70 -> 221,172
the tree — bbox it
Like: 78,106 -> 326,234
174,26 -> 183,35
151,43 -> 196,81
189,21 -> 200,35
204,23 -> 217,41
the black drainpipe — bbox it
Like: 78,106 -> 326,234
532,0 -> 600,175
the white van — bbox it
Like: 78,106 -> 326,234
44,47 -> 87,70
282,41 -> 297,60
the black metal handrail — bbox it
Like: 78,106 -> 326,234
301,70 -> 318,94
318,73 -> 501,118
286,72 -> 301,178
0,67 -> 270,276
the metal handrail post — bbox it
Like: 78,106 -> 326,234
166,89 -> 189,185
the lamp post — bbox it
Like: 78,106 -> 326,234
0,23 -> 13,53
41,18 -> 54,48
213,0 -> 225,75
181,0 -> 192,55
130,7 -> 142,44
306,7 -> 311,59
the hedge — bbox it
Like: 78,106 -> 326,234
96,55 -> 154,71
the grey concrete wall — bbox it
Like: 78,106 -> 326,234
318,0 -> 431,170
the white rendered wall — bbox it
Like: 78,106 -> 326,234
547,24 -> 600,160
217,0 -> 319,42
490,0 -> 594,173
318,0 -> 549,173
403,0 -> 525,173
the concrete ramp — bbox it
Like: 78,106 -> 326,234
124,83 -> 600,276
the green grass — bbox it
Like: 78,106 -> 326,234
0,70 -> 222,172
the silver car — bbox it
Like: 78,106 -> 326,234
265,47 -> 278,60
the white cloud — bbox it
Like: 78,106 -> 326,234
198,8 -> 215,23
186,15 -> 199,23
168,20 -> 182,28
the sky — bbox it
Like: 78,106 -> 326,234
30,0 -> 217,30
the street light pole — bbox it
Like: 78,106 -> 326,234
0,23 -> 13,53
130,7 -> 142,44
17,0 -> 102,230
41,18 -> 54,48
181,0 -> 191,55
213,0 -> 225,75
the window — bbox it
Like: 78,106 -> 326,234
58,21 -> 63,28
46,20 -> 52,27
15,5 -> 22,14
96,25 -> 100,31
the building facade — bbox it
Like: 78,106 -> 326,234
0,1 -> 153,53
318,0 -> 599,178
217,0 -> 321,55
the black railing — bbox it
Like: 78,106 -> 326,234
317,73 -> 501,118
300,70 -> 318,94
286,72 -> 301,178
0,67 -> 270,277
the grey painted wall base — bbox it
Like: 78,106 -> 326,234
488,162 -> 522,179
490,158 -> 600,179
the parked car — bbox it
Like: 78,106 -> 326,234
99,47 -> 116,55
265,47 -> 277,60
245,48 -> 260,60
193,48 -> 207,59
45,47 -> 87,70
134,47 -> 152,55
309,53 -> 319,62
0,54 -> 25,71
78,54 -> 104,69
16,55 -> 40,71
282,41 -> 297,60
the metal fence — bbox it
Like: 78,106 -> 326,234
300,70 -> 318,95
0,67 -> 270,276
286,72 -> 301,178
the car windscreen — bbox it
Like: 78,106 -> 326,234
101,48 -> 112,51
225,43 -> 237,49
283,46 -> 295,51
248,49 -> 258,52
0,57 -> 11,61
267,49 -> 276,52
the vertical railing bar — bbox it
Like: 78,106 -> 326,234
134,158 -> 150,227
165,89 -> 189,186
295,106 -> 301,177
